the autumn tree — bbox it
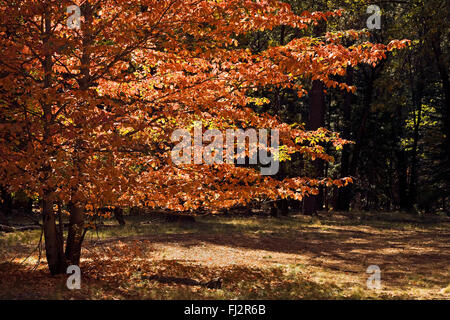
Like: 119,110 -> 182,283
0,0 -> 407,274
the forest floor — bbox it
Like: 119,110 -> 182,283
0,211 -> 449,300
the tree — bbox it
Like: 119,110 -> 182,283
0,0 -> 407,274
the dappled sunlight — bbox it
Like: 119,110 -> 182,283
2,214 -> 447,299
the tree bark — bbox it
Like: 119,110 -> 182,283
114,207 -> 126,226
304,80 -> 326,215
304,1 -> 327,215
63,2 -> 93,267
346,63 -> 384,210
337,67 -> 354,211
397,149 -> 409,209
65,204 -> 85,266
408,72 -> 424,209
408,102 -> 423,208
41,7 -> 66,275
42,195 -> 67,275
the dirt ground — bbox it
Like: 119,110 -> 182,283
1,212 -> 449,299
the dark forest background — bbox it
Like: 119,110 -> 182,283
247,0 -> 449,215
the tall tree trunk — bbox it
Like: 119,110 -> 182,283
41,7 -> 66,275
337,67 -> 353,211
303,0 -> 327,215
65,204 -> 85,266
397,149 -> 409,209
347,63 -> 384,209
349,72 -> 374,178
42,194 -> 67,275
304,80 -> 326,215
63,1 -> 94,267
408,80 -> 424,209
393,100 -> 409,210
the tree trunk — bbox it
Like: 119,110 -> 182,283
42,194 -> 67,275
337,67 -> 354,211
304,2 -> 327,215
393,100 -> 409,211
430,30 -> 450,190
65,204 -> 85,266
114,207 -> 126,226
270,202 -> 278,217
408,105 -> 422,208
41,7 -> 67,275
304,80 -> 326,215
349,72 -> 374,177
346,64 -> 384,209
408,76 -> 424,209
397,150 -> 409,209
63,3 -> 93,267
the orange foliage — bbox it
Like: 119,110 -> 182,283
0,0 -> 408,212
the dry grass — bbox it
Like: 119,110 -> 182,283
0,212 -> 449,299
